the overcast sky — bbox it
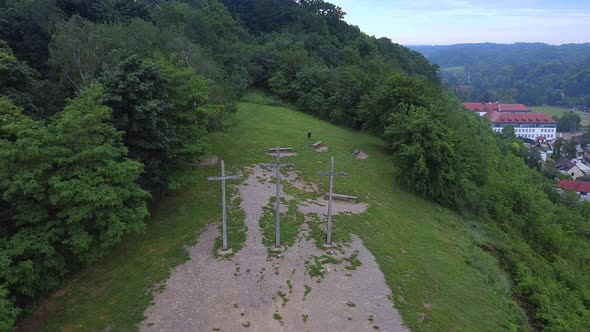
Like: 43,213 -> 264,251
329,0 -> 590,45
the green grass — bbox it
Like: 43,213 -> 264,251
441,66 -> 465,75
531,105 -> 590,128
29,101 -> 528,331
304,256 -> 325,279
213,186 -> 246,256
277,290 -> 288,308
344,251 -> 362,270
258,198 -> 304,254
303,284 -> 312,300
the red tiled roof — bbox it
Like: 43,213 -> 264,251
462,102 -> 499,112
499,104 -> 530,112
557,180 -> 590,193
462,102 -> 531,112
484,110 -> 556,124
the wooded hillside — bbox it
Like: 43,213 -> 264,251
412,43 -> 590,109
1,1 -> 590,331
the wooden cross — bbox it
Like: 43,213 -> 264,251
316,157 -> 348,245
207,160 -> 241,251
266,146 -> 294,248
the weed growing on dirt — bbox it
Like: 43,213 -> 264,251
213,186 -> 246,257
277,290 -> 288,308
303,284 -> 312,300
344,251 -> 362,270
259,198 -> 303,254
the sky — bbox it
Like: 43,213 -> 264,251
329,0 -> 590,45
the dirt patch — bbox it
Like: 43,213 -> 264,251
313,145 -> 328,152
355,151 -> 369,160
298,197 -> 369,216
198,155 -> 219,166
141,165 -> 406,332
285,171 -> 318,193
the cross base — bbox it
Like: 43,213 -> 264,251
217,248 -> 234,256
271,245 -> 285,252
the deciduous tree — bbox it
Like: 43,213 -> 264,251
0,86 -> 149,312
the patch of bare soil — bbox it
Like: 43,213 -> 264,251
355,151 -> 369,160
285,171 -> 318,193
313,145 -> 328,152
198,155 -> 219,166
141,165 -> 407,332
298,197 -> 368,216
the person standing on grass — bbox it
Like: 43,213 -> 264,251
307,130 -> 312,139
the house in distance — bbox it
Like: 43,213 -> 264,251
463,102 -> 557,142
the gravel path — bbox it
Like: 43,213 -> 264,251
141,165 -> 408,332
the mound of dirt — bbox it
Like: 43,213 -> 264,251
355,151 -> 369,160
313,145 -> 328,152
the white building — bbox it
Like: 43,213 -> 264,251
485,111 -> 557,142
462,102 -> 557,142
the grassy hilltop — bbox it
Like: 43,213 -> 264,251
27,98 -> 526,331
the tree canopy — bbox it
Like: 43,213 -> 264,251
413,43 -> 590,109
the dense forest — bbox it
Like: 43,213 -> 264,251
412,43 -> 590,109
1,0 -> 589,330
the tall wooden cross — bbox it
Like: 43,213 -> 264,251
267,146 -> 294,248
207,160 -> 241,251
316,157 -> 348,245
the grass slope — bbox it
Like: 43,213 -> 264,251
28,100 -> 527,331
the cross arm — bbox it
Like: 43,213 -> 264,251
315,172 -> 348,176
207,175 -> 242,181
264,164 -> 295,168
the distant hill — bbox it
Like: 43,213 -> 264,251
410,43 -> 590,109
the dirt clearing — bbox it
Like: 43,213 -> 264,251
141,165 -> 407,332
